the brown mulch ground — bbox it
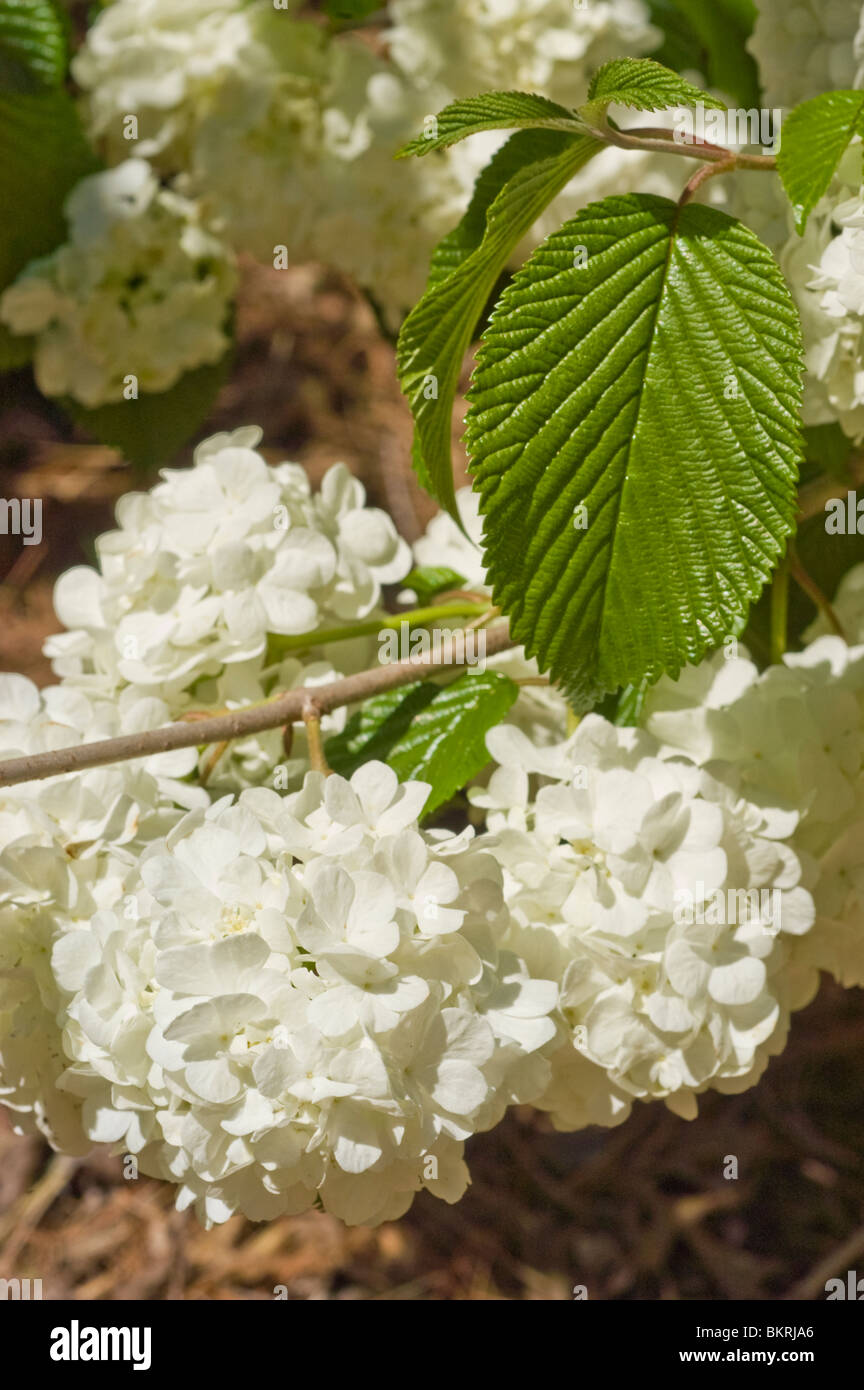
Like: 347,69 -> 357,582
1,263 -> 863,1301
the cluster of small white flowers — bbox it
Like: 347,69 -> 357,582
67,0 -> 675,332
643,634 -> 864,994
469,716 -> 815,1129
47,762 -> 556,1225
747,0 -> 864,110
4,449 -> 864,1220
46,426 -> 410,790
0,673 -> 206,1152
386,0 -> 658,106
777,147 -> 864,440
72,0 -> 469,326
0,160 -> 236,408
70,0 -> 303,166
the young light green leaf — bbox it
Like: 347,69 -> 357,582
397,91 -> 582,159
466,194 -> 803,711
776,91 -> 864,233
397,128 -> 604,519
0,0 -> 67,92
325,670 -> 519,817
580,57 -> 726,127
401,566 -> 468,605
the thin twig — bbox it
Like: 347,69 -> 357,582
585,121 -> 776,171
797,454 -> 864,521
199,740 -> 229,786
678,156 -> 737,206
302,702 -> 330,776
0,624 -> 515,788
789,547 -> 847,640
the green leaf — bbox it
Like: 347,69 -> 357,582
776,91 -> 864,233
0,89 -> 99,292
466,193 -> 803,711
645,0 -> 706,77
397,128 -> 604,519
0,0 -> 67,92
397,91 -> 581,159
661,0 -> 759,110
325,669 -> 519,817
63,348 -> 233,471
401,566 -> 468,605
423,128 -> 560,292
580,57 -> 726,127
594,680 -> 648,727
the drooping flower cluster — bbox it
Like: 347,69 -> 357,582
47,763 -> 557,1225
0,160 -> 236,407
643,632 -> 864,993
46,426 -> 410,790
469,716 -> 816,1129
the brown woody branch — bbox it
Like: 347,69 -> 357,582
0,624 -> 515,789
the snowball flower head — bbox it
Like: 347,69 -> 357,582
643,636 -> 864,991
472,714 -> 815,1125
386,0 -> 657,106
0,673 -> 204,1152
0,160 -> 236,407
47,763 -> 557,1226
72,0 -> 307,164
46,426 -> 411,702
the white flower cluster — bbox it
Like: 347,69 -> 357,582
469,716 -> 815,1129
777,147 -> 864,440
748,0 -> 864,110
386,0 -> 658,106
0,161 -> 236,408
70,0 -> 306,165
0,673 -> 206,1152
46,426 -> 410,790
67,0 -> 672,335
643,633 -> 864,993
47,763 -> 556,1226
5,454 -> 864,1221
72,0 -> 470,326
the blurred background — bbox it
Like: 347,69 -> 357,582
2,261 -> 864,1300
